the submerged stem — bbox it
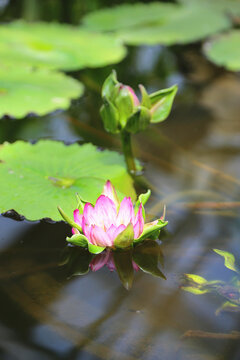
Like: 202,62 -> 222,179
121,131 -> 137,175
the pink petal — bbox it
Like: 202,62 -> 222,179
89,225 -> 112,247
103,180 -> 120,208
82,221 -> 92,241
83,203 -> 98,225
133,204 -> 144,238
90,251 -> 110,272
73,209 -> 83,226
116,197 -> 135,227
107,224 -> 126,243
94,195 -> 117,229
126,85 -> 140,106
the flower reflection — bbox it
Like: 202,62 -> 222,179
90,249 -> 139,273
181,249 -> 240,314
60,240 -> 166,289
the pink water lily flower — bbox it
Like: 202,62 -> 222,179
72,180 -> 146,248
59,180 -> 168,253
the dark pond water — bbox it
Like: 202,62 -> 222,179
1,2 -> 240,360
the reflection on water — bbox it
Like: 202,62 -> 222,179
181,249 -> 240,315
0,19 -> 240,360
61,240 -> 165,289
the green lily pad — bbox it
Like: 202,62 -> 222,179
179,0 -> 240,16
0,140 -> 136,221
117,6 -> 230,45
82,2 -> 231,46
82,3 -> 177,32
0,67 -> 83,119
204,30 -> 240,71
0,21 -> 126,70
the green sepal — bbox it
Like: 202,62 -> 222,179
115,85 -> 135,128
101,70 -> 118,100
149,84 -> 178,123
133,219 -> 168,244
135,189 -> 151,219
125,106 -> 151,133
133,241 -> 166,279
139,84 -> 151,109
113,250 -> 134,290
58,206 -> 82,233
66,234 -> 88,247
76,193 -> 85,213
100,97 -> 119,134
114,223 -> 134,249
66,233 -> 105,254
88,242 -> 106,254
213,249 -> 239,273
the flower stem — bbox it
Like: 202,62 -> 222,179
121,131 -> 137,174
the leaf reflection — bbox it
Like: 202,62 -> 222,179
181,249 -> 240,314
61,240 -> 166,289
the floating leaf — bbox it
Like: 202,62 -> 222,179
213,249 -> 238,273
84,2 -> 231,46
0,140 -> 136,221
0,21 -> 126,70
0,67 -> 83,119
204,31 -> 240,71
117,6 -> 230,45
179,0 -> 240,16
82,3 -> 177,32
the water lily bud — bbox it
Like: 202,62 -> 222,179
125,106 -> 151,134
100,97 -> 119,134
102,70 -> 118,101
115,84 -> 140,128
100,71 -> 178,134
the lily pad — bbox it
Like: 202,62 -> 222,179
82,2 -> 231,46
82,3 -> 177,32
179,0 -> 240,16
0,21 -> 126,70
204,30 -> 240,71
0,140 -> 136,221
117,6 -> 230,45
0,67 -> 83,119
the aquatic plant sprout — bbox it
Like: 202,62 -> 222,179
58,180 -> 167,254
